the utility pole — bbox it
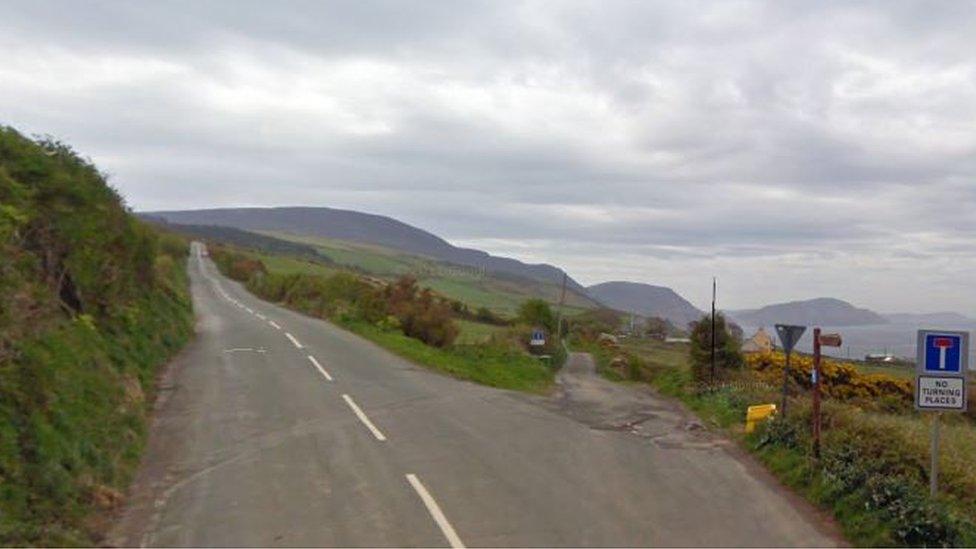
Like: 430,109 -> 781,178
555,272 -> 568,342
710,277 -> 717,384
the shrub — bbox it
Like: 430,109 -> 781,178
688,312 -> 743,381
474,306 -> 508,326
746,351 -> 913,407
516,298 -> 557,334
383,277 -> 458,347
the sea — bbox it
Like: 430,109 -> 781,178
739,321 -> 976,365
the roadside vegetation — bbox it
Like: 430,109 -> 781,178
207,245 -> 559,393
0,128 -> 194,545
571,312 -> 976,546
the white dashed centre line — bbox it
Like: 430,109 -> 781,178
307,355 -> 333,381
255,313 -> 266,320
269,320 -> 281,330
285,332 -> 303,349
341,394 -> 387,441
406,474 -> 465,549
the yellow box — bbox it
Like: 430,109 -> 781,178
745,404 -> 777,433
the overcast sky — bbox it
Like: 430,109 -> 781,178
2,1 -> 975,313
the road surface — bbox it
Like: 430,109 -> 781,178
109,243 -> 838,547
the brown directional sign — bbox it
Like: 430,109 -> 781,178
818,333 -> 843,347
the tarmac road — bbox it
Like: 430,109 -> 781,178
108,243 -> 838,547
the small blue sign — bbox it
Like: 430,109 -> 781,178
918,331 -> 968,374
924,334 -> 962,372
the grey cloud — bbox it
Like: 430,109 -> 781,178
1,0 -> 975,312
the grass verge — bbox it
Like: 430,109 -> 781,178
342,320 -> 554,393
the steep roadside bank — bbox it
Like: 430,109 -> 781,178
0,128 -> 194,545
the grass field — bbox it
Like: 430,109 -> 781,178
255,253 -> 339,277
261,231 -> 599,317
620,338 -> 690,369
258,231 -> 428,275
455,319 -> 506,344
853,360 -> 914,379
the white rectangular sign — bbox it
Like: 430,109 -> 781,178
915,375 -> 967,411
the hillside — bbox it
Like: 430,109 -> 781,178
730,297 -> 888,327
586,281 -> 704,329
255,231 -> 602,316
143,207 -> 587,293
147,222 -> 329,262
0,128 -> 193,545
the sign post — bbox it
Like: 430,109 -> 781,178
812,329 -> 842,459
915,329 -> 969,496
775,324 -> 806,416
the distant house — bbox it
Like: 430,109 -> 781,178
741,327 -> 774,354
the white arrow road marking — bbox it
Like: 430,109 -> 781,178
342,394 -> 386,441
406,474 -> 465,549
307,355 -> 333,381
285,332 -> 303,349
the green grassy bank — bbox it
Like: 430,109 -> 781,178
0,128 -> 194,545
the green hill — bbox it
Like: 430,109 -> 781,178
0,127 -> 193,545
257,231 -> 599,317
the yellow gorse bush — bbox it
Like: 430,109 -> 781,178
746,351 -> 913,403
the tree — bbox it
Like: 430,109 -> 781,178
644,317 -> 672,340
568,308 -> 622,340
688,312 -> 743,382
516,298 -> 556,334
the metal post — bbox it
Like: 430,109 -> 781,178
931,412 -> 941,497
781,350 -> 791,416
812,327 -> 822,459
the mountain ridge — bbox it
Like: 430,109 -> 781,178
142,206 -> 587,293
586,281 -> 705,329
730,297 -> 888,327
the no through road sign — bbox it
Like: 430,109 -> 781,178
915,329 -> 968,413
917,330 -> 968,375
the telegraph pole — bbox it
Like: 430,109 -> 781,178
555,272 -> 568,342
710,277 -> 717,383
